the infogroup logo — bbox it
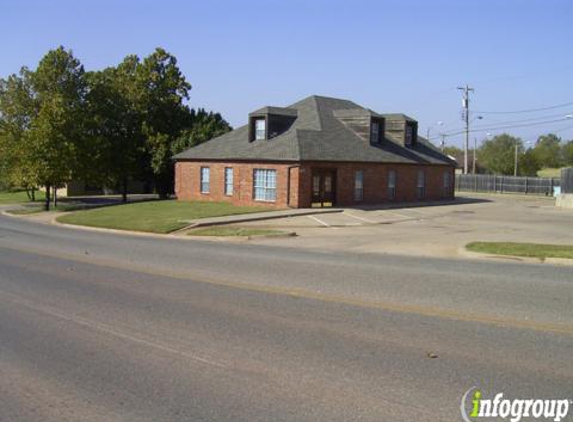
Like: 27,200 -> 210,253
461,387 -> 571,422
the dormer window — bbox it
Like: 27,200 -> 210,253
371,121 -> 380,143
255,118 -> 266,140
405,125 -> 413,146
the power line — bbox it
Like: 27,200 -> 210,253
472,101 -> 573,115
429,117 -> 572,140
433,113 -> 573,137
553,124 -> 573,135
472,112 -> 573,127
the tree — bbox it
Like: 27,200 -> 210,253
28,46 -> 87,210
135,48 -> 192,198
171,108 -> 231,155
0,68 -> 38,197
478,133 -> 523,175
532,133 -> 563,169
85,56 -> 146,202
563,141 -> 573,167
442,145 -> 463,158
518,148 -> 541,176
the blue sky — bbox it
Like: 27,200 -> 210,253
2,0 -> 573,148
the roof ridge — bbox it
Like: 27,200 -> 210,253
311,95 -> 325,131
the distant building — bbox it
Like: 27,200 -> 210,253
173,95 -> 456,208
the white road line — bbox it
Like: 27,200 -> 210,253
344,213 -> 377,224
3,291 -> 228,369
307,215 -> 330,227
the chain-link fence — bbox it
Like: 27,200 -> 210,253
456,174 -> 560,196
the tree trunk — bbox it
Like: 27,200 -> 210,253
53,186 -> 58,208
31,189 -> 36,202
122,177 -> 128,203
44,184 -> 51,211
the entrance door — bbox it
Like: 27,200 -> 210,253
311,169 -> 336,207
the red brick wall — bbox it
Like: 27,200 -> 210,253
175,161 -> 301,208
297,162 -> 455,207
175,160 -> 455,208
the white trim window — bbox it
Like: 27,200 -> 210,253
387,170 -> 396,200
417,170 -> 426,199
224,167 -> 234,196
255,118 -> 266,140
200,167 -> 210,193
355,170 -> 364,202
253,169 -> 277,202
443,170 -> 451,197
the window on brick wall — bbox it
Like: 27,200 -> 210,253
200,167 -> 210,193
355,170 -> 364,202
224,167 -> 234,196
387,170 -> 396,200
253,169 -> 277,201
417,170 -> 426,199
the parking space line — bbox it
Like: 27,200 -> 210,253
307,215 -> 330,227
344,213 -> 377,224
377,210 -> 411,219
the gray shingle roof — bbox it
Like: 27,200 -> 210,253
249,106 -> 298,117
173,95 -> 455,166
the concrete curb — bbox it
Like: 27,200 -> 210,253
459,247 -> 573,266
185,231 -> 298,241
2,206 -> 321,240
51,213 -> 302,241
544,257 -> 573,266
247,231 -> 298,239
174,208 -> 343,232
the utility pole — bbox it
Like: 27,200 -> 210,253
514,140 -> 519,177
440,134 -> 446,152
473,137 -> 477,174
457,85 -> 474,174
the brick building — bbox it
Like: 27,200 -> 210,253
173,96 -> 456,208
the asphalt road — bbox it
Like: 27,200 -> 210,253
1,213 -> 572,421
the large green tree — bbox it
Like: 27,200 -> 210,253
518,148 -> 541,176
478,133 -> 523,175
2,45 -> 231,204
171,108 -> 231,155
85,55 -> 146,202
532,133 -> 563,169
28,46 -> 88,209
0,68 -> 38,196
135,48 -> 192,198
563,140 -> 573,167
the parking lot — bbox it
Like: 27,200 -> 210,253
237,194 -> 573,259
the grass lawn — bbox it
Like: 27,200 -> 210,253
188,227 -> 287,237
6,207 -> 44,215
537,168 -> 562,178
466,242 -> 573,260
0,190 -> 45,205
56,200 -> 271,233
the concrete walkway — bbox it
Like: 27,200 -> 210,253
176,207 -> 342,231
